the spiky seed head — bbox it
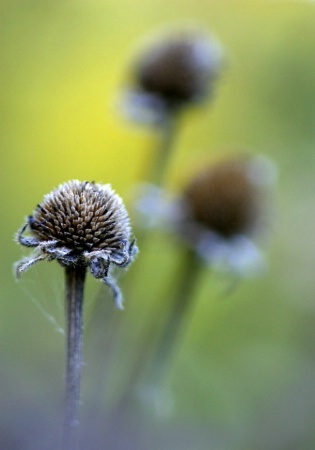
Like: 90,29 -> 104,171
134,30 -> 222,110
30,180 -> 131,254
15,180 -> 137,308
183,158 -> 263,238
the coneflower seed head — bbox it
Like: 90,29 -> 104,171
15,180 -> 137,308
135,31 -> 222,110
184,159 -> 263,238
30,180 -> 130,254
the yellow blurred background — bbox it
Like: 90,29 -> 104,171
2,0 -> 315,449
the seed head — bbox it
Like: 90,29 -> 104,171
131,29 -> 222,115
15,180 -> 138,309
30,180 -> 131,252
177,157 -> 275,274
184,159 -> 263,238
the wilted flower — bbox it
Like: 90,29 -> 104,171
180,156 -> 275,274
134,156 -> 276,275
123,28 -> 223,123
184,158 -> 263,237
15,180 -> 138,309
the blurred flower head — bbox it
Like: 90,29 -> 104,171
122,27 -> 223,124
134,155 -> 276,276
15,180 -> 138,308
180,156 -> 276,274
183,158 -> 263,238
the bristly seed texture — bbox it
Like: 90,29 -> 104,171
15,180 -> 138,309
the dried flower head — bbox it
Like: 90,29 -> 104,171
179,156 -> 275,274
137,31 -> 221,107
133,156 -> 275,275
15,180 -> 138,309
123,29 -> 222,123
184,158 -> 262,238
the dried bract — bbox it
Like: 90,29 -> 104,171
15,180 -> 138,308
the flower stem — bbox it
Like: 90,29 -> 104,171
150,113 -> 177,186
148,249 -> 201,385
114,249 -> 201,414
63,265 -> 86,450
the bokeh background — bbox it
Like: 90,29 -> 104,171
2,0 -> 315,449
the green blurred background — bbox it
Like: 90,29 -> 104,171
2,0 -> 315,449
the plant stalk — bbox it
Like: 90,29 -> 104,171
150,113 -> 177,187
115,249 -> 201,414
63,265 -> 86,450
148,249 -> 201,384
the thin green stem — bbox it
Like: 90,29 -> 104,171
63,265 -> 86,450
114,249 -> 201,414
149,113 -> 177,187
147,249 -> 201,384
